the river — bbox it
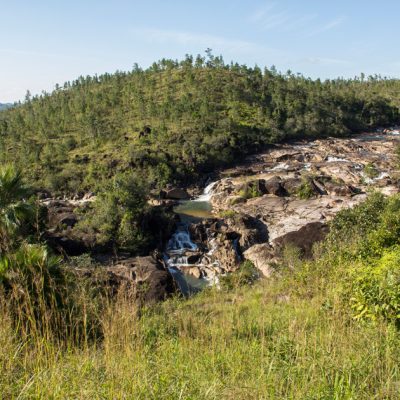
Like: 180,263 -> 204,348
163,182 -> 218,295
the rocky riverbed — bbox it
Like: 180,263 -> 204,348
40,130 -> 400,302
165,131 -> 400,285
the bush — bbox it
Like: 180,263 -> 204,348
220,260 -> 259,290
349,246 -> 400,324
77,172 -> 150,254
0,244 -> 65,337
325,192 -> 387,257
237,182 -> 262,200
364,162 -> 379,179
360,194 -> 400,258
219,209 -> 237,219
296,178 -> 315,199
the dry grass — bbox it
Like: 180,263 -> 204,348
1,275 -> 399,399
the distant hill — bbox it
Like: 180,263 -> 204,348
0,54 -> 399,194
0,103 -> 12,111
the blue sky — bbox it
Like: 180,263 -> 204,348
1,0 -> 399,102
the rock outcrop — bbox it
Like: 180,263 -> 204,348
207,132 -> 400,276
272,221 -> 329,258
105,255 -> 176,304
164,187 -> 189,200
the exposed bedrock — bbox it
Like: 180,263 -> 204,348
209,133 -> 400,276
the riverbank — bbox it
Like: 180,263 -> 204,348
158,131 -> 400,288
34,130 -> 400,302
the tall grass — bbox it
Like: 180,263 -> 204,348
1,269 -> 399,399
1,193 -> 400,399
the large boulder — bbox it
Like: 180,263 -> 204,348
227,213 -> 268,251
212,239 -> 241,272
46,200 -> 78,228
244,244 -> 276,277
165,188 -> 189,200
106,255 -> 176,304
282,177 -> 320,197
45,232 -> 89,256
43,200 -> 91,255
282,177 -> 303,195
324,182 -> 357,197
263,176 -> 287,197
272,222 -> 329,258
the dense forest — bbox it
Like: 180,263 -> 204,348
1,53 -> 400,195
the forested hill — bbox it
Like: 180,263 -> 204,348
1,54 -> 400,194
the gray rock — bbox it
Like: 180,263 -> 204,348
165,188 -> 189,200
106,255 -> 176,304
244,244 -> 276,277
272,222 -> 329,258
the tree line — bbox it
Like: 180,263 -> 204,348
0,53 -> 399,195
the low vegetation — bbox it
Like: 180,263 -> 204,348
296,177 -> 316,199
1,161 -> 400,398
364,162 -> 380,179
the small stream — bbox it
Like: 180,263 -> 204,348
164,182 -> 218,295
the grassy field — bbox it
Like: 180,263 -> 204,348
2,193 -> 400,399
1,269 -> 399,399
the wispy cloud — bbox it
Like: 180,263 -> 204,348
248,3 -> 318,33
248,2 -> 276,22
248,3 -> 291,30
305,16 -> 347,37
280,14 -> 318,32
131,27 -> 280,56
260,12 -> 291,30
301,57 -> 351,66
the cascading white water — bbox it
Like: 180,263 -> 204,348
194,181 -> 217,202
326,156 -> 349,162
167,229 -> 198,252
361,171 -> 390,184
271,162 -> 290,171
164,181 -> 217,294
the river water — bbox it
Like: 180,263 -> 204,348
163,182 -> 217,295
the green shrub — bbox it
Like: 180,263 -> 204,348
237,183 -> 262,200
360,195 -> 400,258
220,260 -> 259,290
364,162 -> 379,179
219,209 -> 237,219
0,164 -> 35,252
0,244 -> 64,337
77,172 -> 150,254
296,178 -> 315,199
349,246 -> 400,324
325,192 -> 387,257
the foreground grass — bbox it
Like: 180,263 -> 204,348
1,276 -> 399,400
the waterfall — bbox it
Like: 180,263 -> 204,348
164,181 -> 218,295
193,181 -> 217,202
167,228 -> 198,253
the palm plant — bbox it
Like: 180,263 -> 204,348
1,243 -> 64,338
0,164 -> 33,251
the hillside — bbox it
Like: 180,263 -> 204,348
1,55 -> 400,194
